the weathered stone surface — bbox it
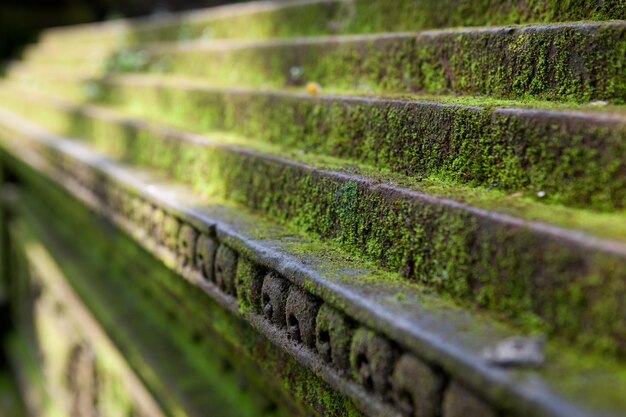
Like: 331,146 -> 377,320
4,87 -> 626,356
261,272 -> 290,327
177,223 -> 197,267
194,233 -> 217,281
32,0 -> 626,51
315,304 -> 353,373
214,243 -> 238,296
391,354 -> 445,417
442,382 -> 497,417
3,0 -> 626,415
285,286 -> 320,348
4,109 -> 626,417
161,214 -> 179,252
235,256 -> 265,313
350,328 -> 396,398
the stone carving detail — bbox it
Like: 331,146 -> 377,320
285,286 -> 319,347
214,244 -> 238,296
350,328 -> 397,398
65,343 -> 100,417
195,234 -> 217,281
261,272 -> 290,327
41,153 -> 499,417
391,354 -> 446,417
315,304 -> 352,372
177,224 -> 197,267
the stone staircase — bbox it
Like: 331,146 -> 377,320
0,1 -> 625,416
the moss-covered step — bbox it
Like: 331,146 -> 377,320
2,100 -> 626,363
33,0 -> 626,50
0,83 -> 625,276
5,73 -> 626,211
3,105 -> 626,417
21,22 -> 626,103
3,88 -> 626,351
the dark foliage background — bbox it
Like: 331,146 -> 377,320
0,0 -> 243,60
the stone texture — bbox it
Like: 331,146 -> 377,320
194,233 -> 217,281
176,223 -> 197,267
214,244 -> 238,296
315,304 -> 353,373
350,327 -> 396,399
261,272 -> 290,327
235,256 -> 265,313
285,286 -> 319,348
391,354 -> 445,417
162,214 -> 180,252
443,382 -> 497,417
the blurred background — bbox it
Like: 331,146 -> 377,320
0,0 -> 243,61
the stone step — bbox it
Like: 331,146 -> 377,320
5,72 -> 626,211
20,22 -> 626,102
1,104 -> 626,417
1,90 -> 626,358
35,0 -> 626,49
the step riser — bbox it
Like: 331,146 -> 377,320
25,23 -> 626,102
7,74 -> 626,211
1,93 -> 625,357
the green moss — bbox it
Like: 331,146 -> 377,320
9,118 -> 626,415
6,77 -> 626,212
0,370 -> 26,417
345,0 -> 626,34
24,21 -> 626,103
538,341 -> 626,413
3,109 -> 626,359
91,23 -> 626,103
